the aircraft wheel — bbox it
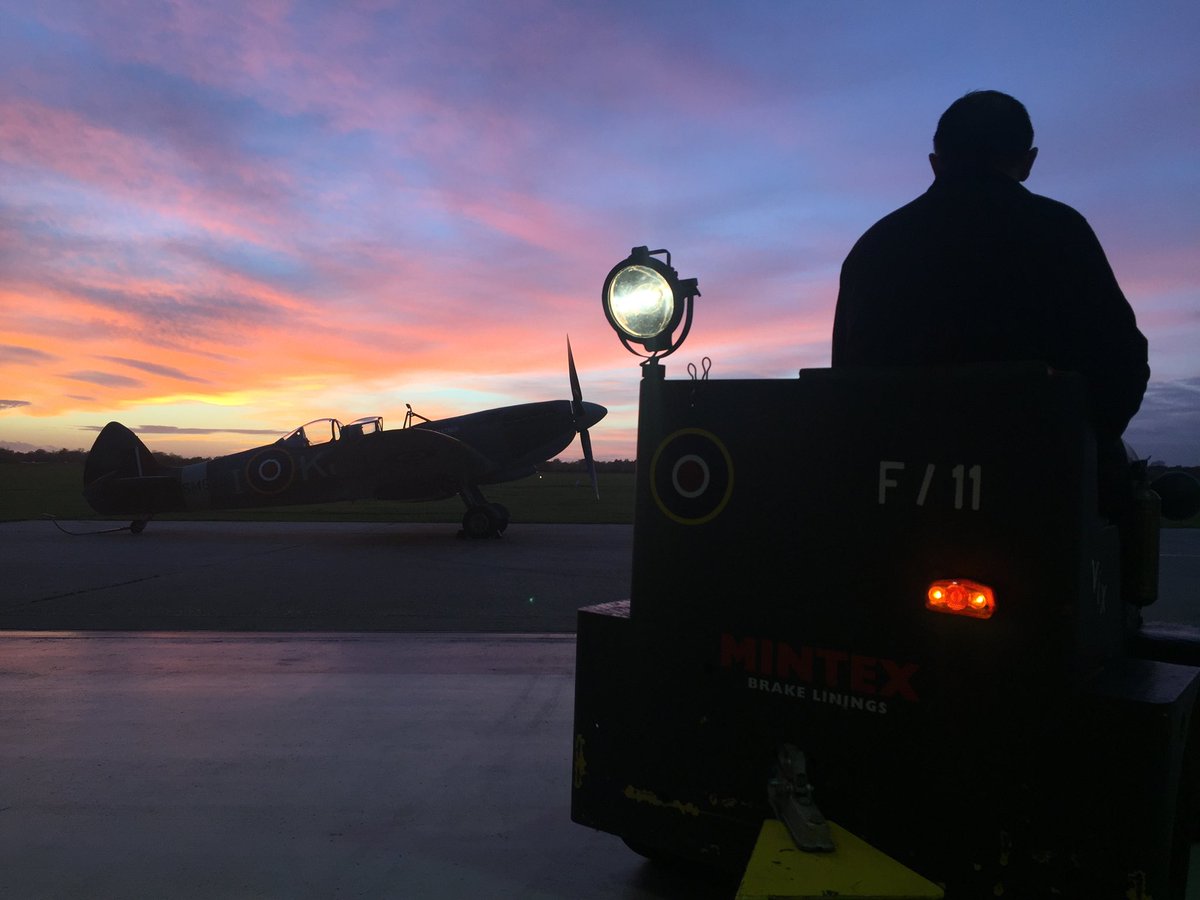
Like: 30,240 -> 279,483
462,505 -> 498,539
487,502 -> 510,533
130,520 -> 148,534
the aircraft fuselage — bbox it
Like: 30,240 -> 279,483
83,399 -> 607,517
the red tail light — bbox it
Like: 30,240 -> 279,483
926,579 -> 995,619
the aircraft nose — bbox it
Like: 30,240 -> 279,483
579,401 -> 607,430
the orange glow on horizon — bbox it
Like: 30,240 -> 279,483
1,4 -> 1196,468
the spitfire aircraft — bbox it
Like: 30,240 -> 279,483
82,342 -> 606,538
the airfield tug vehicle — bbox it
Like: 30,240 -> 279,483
571,247 -> 1200,898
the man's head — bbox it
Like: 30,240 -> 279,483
930,90 -> 1038,181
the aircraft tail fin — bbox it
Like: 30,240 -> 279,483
82,423 -> 186,516
84,422 -> 163,487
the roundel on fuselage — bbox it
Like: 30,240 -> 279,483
246,447 -> 295,495
650,428 -> 734,525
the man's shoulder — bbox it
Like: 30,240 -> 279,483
849,193 -> 929,249
855,181 -> 1093,242
868,191 -> 931,229
1021,187 -> 1091,227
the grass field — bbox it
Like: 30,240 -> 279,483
0,462 -> 636,525
4,462 -> 1195,527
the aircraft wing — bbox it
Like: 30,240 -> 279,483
339,427 -> 492,503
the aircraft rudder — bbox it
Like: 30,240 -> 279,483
84,422 -> 161,486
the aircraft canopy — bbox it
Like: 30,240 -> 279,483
279,416 -> 383,447
280,418 -> 342,447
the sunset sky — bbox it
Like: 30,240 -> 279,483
1,1 -> 1197,463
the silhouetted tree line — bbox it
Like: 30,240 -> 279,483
543,458 -> 636,473
0,447 -> 88,464
0,447 -> 210,466
0,445 -> 618,470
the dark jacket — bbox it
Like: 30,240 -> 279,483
832,173 -> 1149,440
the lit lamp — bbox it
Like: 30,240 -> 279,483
602,246 -> 699,360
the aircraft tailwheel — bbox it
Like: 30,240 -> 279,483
462,505 -> 500,539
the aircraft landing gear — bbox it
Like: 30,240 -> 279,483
458,483 -> 509,539
461,502 -> 509,539
130,519 -> 149,534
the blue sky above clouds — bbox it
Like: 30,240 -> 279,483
0,0 -> 1196,462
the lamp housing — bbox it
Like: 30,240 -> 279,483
602,246 -> 699,359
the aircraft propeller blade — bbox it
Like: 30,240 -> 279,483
580,426 -> 599,500
567,336 -> 599,499
568,335 -> 583,416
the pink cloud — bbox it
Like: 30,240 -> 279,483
2,1 -> 1196,463
0,99 -> 289,244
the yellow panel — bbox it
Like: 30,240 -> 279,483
736,819 -> 944,900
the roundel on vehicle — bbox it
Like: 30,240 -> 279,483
650,428 -> 734,525
246,447 -> 295,495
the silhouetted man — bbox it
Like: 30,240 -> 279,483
832,91 -> 1149,454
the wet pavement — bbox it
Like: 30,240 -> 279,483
0,631 -> 737,900
0,522 -> 1196,898
0,521 -> 633,631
